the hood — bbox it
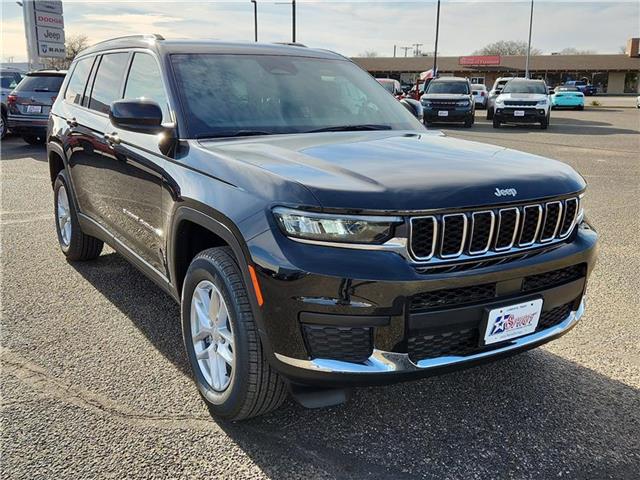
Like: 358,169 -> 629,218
422,93 -> 470,101
198,131 -> 584,212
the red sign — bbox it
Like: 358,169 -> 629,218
459,55 -> 501,66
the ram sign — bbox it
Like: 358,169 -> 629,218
22,0 -> 66,61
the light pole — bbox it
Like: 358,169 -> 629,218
433,0 -> 441,76
250,0 -> 258,42
292,0 -> 296,43
525,0 -> 534,78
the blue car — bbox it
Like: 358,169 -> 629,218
551,86 -> 584,110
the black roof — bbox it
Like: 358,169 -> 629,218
26,69 -> 67,76
78,34 -> 344,61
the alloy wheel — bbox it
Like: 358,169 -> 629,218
190,280 -> 235,392
57,185 -> 72,247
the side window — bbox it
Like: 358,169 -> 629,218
64,57 -> 94,105
88,52 -> 129,114
123,53 -> 170,121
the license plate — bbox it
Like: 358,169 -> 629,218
483,299 -> 543,345
438,110 -> 449,117
26,105 -> 42,113
514,110 -> 525,117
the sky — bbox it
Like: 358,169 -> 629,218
1,1 -> 639,62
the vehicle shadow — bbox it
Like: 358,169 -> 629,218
0,136 -> 47,161
463,116 -> 638,136
71,251 -> 639,479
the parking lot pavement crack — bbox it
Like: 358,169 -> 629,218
0,347 -> 215,431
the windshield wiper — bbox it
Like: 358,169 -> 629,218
305,124 -> 392,133
34,88 -> 51,92
197,130 -> 274,139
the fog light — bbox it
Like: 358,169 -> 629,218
538,109 -> 545,115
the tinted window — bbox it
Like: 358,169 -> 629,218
14,75 -> 64,92
65,57 -> 94,104
426,81 -> 470,94
171,54 -> 419,138
0,76 -> 19,89
123,53 -> 169,121
89,53 -> 129,114
502,81 -> 547,95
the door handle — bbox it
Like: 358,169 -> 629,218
104,132 -> 121,146
66,117 -> 78,127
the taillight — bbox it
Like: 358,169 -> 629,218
51,95 -> 57,103
481,91 -> 485,96
7,94 -> 17,105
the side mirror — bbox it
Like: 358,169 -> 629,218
110,99 -> 164,133
400,98 -> 424,122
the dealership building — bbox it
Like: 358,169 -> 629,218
354,38 -> 640,94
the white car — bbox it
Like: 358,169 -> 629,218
492,78 -> 551,129
636,95 -> 640,108
471,84 -> 488,109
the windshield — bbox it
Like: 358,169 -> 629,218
426,81 -> 469,94
14,75 -> 64,92
556,87 -> 579,92
171,54 -> 420,138
502,81 -> 547,95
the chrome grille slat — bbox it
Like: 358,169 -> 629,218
408,197 -> 579,263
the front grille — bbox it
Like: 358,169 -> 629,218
523,264 -> 586,292
504,100 -> 537,106
302,325 -> 372,363
410,283 -> 496,312
431,100 -> 457,108
408,301 -> 575,361
409,197 -> 579,263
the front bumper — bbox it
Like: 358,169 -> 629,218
249,224 -> 597,387
423,107 -> 473,123
495,107 -> 547,123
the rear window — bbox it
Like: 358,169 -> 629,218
426,81 -> 469,94
1,76 -> 19,89
89,53 -> 129,114
14,74 -> 64,93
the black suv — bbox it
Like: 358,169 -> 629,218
421,77 -> 475,127
47,35 -> 597,420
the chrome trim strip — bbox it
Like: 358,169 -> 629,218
559,198 -> 578,238
468,210 -> 495,255
540,201 -> 563,243
518,205 -> 543,247
495,207 -> 520,252
409,216 -> 438,261
275,300 -> 585,374
290,236 -> 408,255
440,213 -> 468,259
273,207 -> 403,224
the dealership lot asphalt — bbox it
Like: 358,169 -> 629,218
2,108 -> 639,480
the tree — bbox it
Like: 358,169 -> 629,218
44,34 -> 90,69
619,45 -> 627,54
557,47 -> 596,55
359,50 -> 379,58
473,40 -> 541,56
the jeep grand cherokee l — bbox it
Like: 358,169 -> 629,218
47,35 -> 597,421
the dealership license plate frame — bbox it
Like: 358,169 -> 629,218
514,110 -> 525,117
26,105 -> 42,114
438,110 -> 449,117
481,297 -> 543,346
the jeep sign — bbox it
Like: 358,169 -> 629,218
37,26 -> 65,44
22,1 -> 66,62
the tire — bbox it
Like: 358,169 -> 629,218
486,107 -> 494,120
23,134 -> 45,145
577,105 -> 584,111
492,118 -> 501,128
540,117 -> 549,130
182,247 -> 287,421
0,111 -> 7,140
54,170 -> 103,261
464,116 -> 474,128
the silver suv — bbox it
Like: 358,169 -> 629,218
486,76 -> 515,120
0,68 -> 24,139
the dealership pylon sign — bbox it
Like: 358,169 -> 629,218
22,0 -> 66,67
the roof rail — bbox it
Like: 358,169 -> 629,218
273,42 -> 307,48
90,33 -> 164,47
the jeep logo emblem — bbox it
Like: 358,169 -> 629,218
494,187 -> 517,197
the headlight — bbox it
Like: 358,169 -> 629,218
456,100 -> 470,107
537,99 -> 548,106
273,207 -> 402,244
421,100 -> 431,107
495,99 -> 504,107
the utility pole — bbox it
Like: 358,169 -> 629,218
433,0 -> 441,76
393,45 -> 397,57
412,43 -> 423,57
401,46 -> 412,57
292,0 -> 296,43
250,0 -> 258,42
525,0 -> 534,78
